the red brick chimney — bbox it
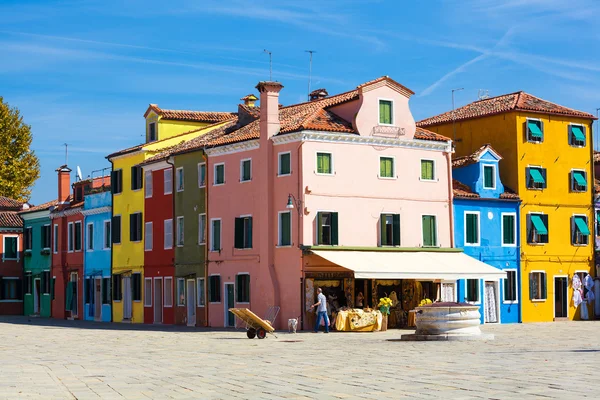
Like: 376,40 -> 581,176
56,165 -> 72,204
256,81 -> 283,140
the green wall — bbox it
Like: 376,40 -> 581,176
21,212 -> 52,317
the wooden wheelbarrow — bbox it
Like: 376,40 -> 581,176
229,307 -> 279,339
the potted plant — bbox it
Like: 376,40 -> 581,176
378,297 -> 392,331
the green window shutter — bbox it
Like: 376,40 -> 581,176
235,275 -> 240,302
421,160 -> 433,180
541,273 -> 547,300
392,214 -> 400,246
129,214 -> 136,242
331,212 -> 339,246
280,153 -> 291,175
214,221 -> 221,250
529,273 -> 535,300
234,218 -> 243,249
484,166 -> 494,188
281,212 -> 291,246
379,100 -> 392,124
380,158 -> 393,178
317,154 -> 323,174
380,214 -> 387,246
423,216 -> 435,246
316,212 -> 323,245
246,217 -> 253,248
319,153 -> 331,174
503,215 -> 515,244
65,282 -> 73,310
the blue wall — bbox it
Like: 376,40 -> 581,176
453,151 -> 504,199
83,191 -> 111,322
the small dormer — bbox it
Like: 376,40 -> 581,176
452,144 -> 505,199
144,104 -> 160,143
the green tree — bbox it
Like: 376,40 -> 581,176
0,96 -> 40,202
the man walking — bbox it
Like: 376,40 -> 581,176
311,288 -> 329,333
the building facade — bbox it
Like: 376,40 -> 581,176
0,196 -> 25,315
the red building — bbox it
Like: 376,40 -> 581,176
142,163 -> 175,324
0,196 -> 25,315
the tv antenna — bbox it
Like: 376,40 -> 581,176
63,143 -> 69,165
451,88 -> 464,142
478,89 -> 490,100
263,49 -> 272,81
596,108 -> 600,151
305,50 -> 316,101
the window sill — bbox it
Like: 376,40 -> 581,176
164,191 -> 173,195
526,139 -> 543,144
199,184 -> 206,189
531,299 -> 546,303
213,183 -> 225,187
276,245 -> 293,248
315,172 -> 334,176
464,243 -> 480,247
209,302 -> 221,304
277,173 -> 292,177
144,304 -> 152,308
234,247 -> 253,250
527,242 -> 548,246
237,302 -> 250,305
572,243 -> 589,247
419,178 -> 437,183
132,188 -> 142,192
144,248 -> 153,252
239,180 -> 252,184
198,242 -> 206,246
378,176 -> 396,180
502,300 -> 519,305
526,187 -> 545,191
467,301 -> 481,306
378,123 -> 395,127
164,305 -> 173,308
501,243 -> 517,247
113,300 -> 121,303
197,305 -> 206,308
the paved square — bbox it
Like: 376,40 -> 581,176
0,317 -> 599,399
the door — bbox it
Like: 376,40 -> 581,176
94,279 -> 102,321
225,283 -> 235,327
484,281 -> 499,323
154,278 -> 163,324
123,276 -> 132,320
187,279 -> 196,326
33,279 -> 41,314
554,277 -> 568,318
70,272 -> 78,318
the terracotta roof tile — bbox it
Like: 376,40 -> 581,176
19,199 -> 60,214
0,196 -> 23,210
0,211 -> 22,228
453,179 -> 519,200
418,91 -> 597,127
144,104 -> 236,123
452,144 -> 500,168
414,127 -> 450,142
499,188 -> 519,199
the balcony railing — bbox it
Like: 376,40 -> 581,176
371,125 -> 405,138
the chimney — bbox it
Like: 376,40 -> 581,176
256,81 -> 284,140
309,88 -> 328,101
56,165 -> 72,204
240,94 -> 258,108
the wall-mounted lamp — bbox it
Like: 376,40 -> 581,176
286,193 -> 303,212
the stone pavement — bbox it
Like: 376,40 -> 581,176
0,317 -> 599,399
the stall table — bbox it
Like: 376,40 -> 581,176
335,309 -> 383,332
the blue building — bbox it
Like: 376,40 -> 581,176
452,145 -> 521,324
82,189 -> 112,322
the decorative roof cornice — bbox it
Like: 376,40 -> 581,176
204,140 -> 260,156
81,206 -> 112,216
50,206 -> 83,219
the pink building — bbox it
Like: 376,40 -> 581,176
204,77 -> 503,330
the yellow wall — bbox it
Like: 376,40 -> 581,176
145,111 -> 212,142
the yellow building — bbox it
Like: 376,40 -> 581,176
419,92 -> 597,322
107,105 -> 235,322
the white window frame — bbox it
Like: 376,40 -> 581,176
214,163 -> 225,186
570,168 -> 587,193
526,117 -> 544,143
315,151 -> 334,176
68,222 -> 74,253
145,222 -> 153,251
240,158 -> 252,182
278,210 -> 292,247
164,277 -> 173,307
197,278 -> 205,307
198,213 -> 206,245
440,281 -> 457,302
571,213 -> 589,246
42,223 -> 51,250
164,169 -> 173,195
53,224 -> 59,254
86,222 -> 94,251
103,220 -> 111,250
378,155 -> 396,180
144,170 -> 153,198
1,235 -> 19,261
502,269 -> 519,304
568,123 -> 586,147
530,270 -> 547,302
177,278 -> 186,306
420,159 -> 436,182
198,162 -> 206,188
464,211 -> 480,247
501,212 -> 517,247
210,218 -> 222,252
74,221 -> 82,252
176,167 -> 184,192
421,214 -> 439,247
164,219 -> 173,250
144,278 -> 152,307
278,151 -> 292,177
176,216 -> 184,247
377,98 -> 394,126
236,214 -> 253,250
482,164 -> 496,190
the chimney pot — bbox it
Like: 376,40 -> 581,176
56,165 -> 72,204
240,94 -> 258,108
256,81 -> 284,140
309,88 -> 328,101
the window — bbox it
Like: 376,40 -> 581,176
164,277 -> 173,307
317,212 -> 338,245
529,271 -> 547,300
526,119 -> 544,142
177,278 -> 185,306
569,124 -> 586,147
278,211 -> 292,246
236,274 -> 250,303
596,210 -> 600,237
87,223 -> 94,251
278,152 -> 291,176
316,152 -> 333,175
53,224 -> 58,253
420,160 -> 435,181
164,169 -> 173,195
422,215 -> 437,247
129,212 -> 142,242
144,278 -> 152,307
380,214 -> 400,246
131,166 -> 143,190
214,163 -> 225,185
234,216 -> 252,249
483,165 -> 495,189
570,170 -> 587,192
176,167 -> 184,192
176,216 -> 184,247
527,213 -> 549,244
111,169 -> 123,194
51,277 -> 55,299
572,215 -> 590,245
24,227 -> 32,251
112,216 -> 121,244
198,214 -> 206,245
240,159 -> 251,182
145,170 -> 153,198
379,157 -> 394,179
526,167 -> 547,189
503,270 -> 518,303
465,212 -> 480,246
112,275 -> 122,301
102,278 -> 111,304
39,224 -> 50,250
74,221 -> 82,251
148,122 -> 157,142
145,222 -> 153,251
465,279 -> 480,302
42,271 -> 50,294
132,273 -> 141,301
164,219 -> 173,249
379,99 -> 393,125
67,222 -> 74,252
103,220 -> 111,249
198,163 -> 206,187
25,273 -> 32,295
502,213 -> 516,246
197,278 -> 205,307
211,219 -> 221,251
0,278 -> 21,300
209,275 -> 221,303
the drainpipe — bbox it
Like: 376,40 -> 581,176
202,151 -> 209,327
166,155 -> 177,323
297,140 -> 305,330
109,159 -> 114,323
446,143 -> 455,248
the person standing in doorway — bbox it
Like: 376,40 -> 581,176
311,288 -> 329,333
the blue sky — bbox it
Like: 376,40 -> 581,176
2,0 -> 599,204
